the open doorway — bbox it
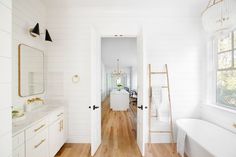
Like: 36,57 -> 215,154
99,37 -> 140,155
90,28 -> 147,156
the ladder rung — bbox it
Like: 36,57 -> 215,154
151,116 -> 158,118
151,72 -> 167,74
149,130 -> 172,133
161,86 -> 168,88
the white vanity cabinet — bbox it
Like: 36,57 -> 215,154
12,106 -> 66,157
26,128 -> 49,157
12,132 -> 25,157
49,108 -> 65,157
13,145 -> 25,157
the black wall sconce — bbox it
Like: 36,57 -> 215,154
29,23 -> 40,37
29,23 -> 53,42
45,29 -> 52,42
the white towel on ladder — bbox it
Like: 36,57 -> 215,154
151,86 -> 162,115
177,127 -> 187,157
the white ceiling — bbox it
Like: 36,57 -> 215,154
41,0 -> 207,15
101,37 -> 137,68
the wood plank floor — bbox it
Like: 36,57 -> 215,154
56,97 -> 179,157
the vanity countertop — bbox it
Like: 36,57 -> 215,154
12,105 -> 64,136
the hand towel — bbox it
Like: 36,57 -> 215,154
151,86 -> 162,110
177,127 -> 187,157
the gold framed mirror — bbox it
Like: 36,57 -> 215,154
18,44 -> 45,97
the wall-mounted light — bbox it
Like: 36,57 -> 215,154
29,23 -> 40,37
45,29 -> 52,42
29,23 -> 53,42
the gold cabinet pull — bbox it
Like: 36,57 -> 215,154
34,124 -> 45,132
34,139 -> 46,149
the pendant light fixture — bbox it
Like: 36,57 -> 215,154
202,0 -> 236,33
29,23 -> 53,42
112,59 -> 125,77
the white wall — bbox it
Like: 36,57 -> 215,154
201,105 -> 236,134
45,7 -> 206,143
45,19 -> 92,143
12,0 -> 46,107
130,66 -> 137,90
0,0 -> 12,156
146,18 -> 207,142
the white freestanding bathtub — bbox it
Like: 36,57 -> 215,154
176,119 -> 236,157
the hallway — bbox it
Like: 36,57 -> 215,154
96,97 -> 141,157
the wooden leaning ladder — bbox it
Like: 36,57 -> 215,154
148,64 -> 174,149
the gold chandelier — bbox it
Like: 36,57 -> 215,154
112,59 -> 125,77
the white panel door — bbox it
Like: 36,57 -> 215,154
90,27 -> 101,156
137,29 -> 148,156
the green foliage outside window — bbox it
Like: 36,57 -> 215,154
217,31 -> 236,109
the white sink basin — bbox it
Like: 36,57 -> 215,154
12,114 -> 26,123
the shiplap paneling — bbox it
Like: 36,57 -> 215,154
0,84 -> 12,110
0,107 -> 12,137
0,58 -> 12,83
201,105 -> 236,134
0,31 -> 11,57
12,0 -> 46,107
0,3 -> 11,33
46,25 -> 92,143
0,0 -> 12,157
45,7 -> 206,143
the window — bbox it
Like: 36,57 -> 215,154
216,31 -> 236,109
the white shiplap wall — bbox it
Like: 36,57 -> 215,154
146,18 -> 207,142
0,0 -> 12,156
45,24 -> 92,143
45,7 -> 206,143
12,0 -> 46,107
201,105 -> 236,134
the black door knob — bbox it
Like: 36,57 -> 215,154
93,105 -> 99,110
138,105 -> 143,110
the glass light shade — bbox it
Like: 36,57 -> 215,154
202,0 -> 236,33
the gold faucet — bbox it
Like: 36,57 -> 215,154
27,97 -> 44,105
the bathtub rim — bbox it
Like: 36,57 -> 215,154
176,118 -> 236,157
